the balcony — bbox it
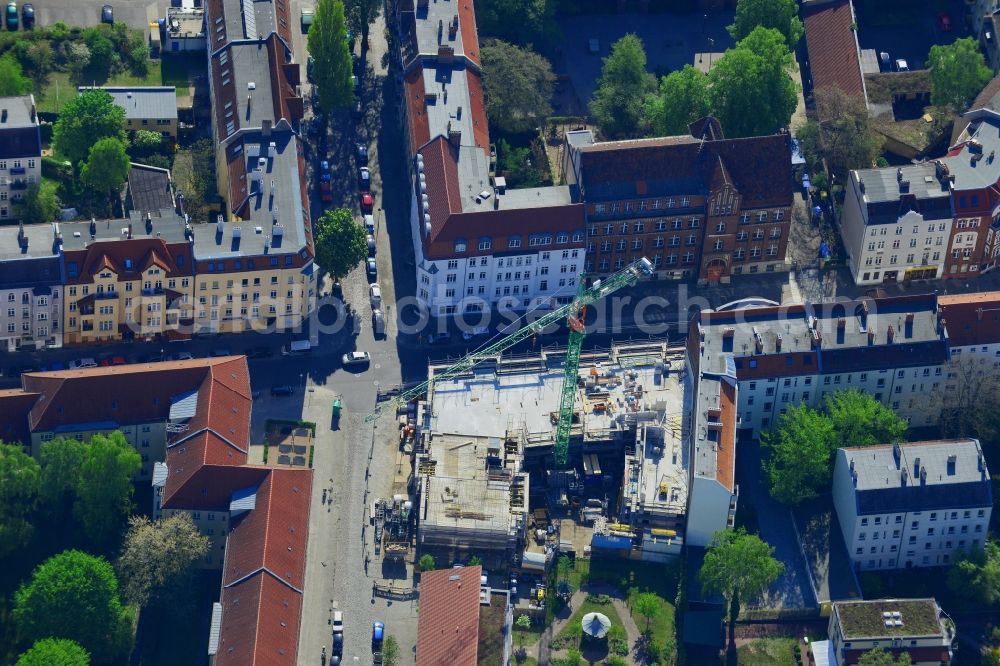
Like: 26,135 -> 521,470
9,166 -> 25,175
9,179 -> 28,191
82,322 -> 94,332
141,288 -> 165,296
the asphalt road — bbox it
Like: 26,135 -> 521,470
23,0 -> 164,30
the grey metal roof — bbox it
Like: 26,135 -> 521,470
83,87 -> 178,121
0,95 -> 38,128
152,461 -> 169,488
169,389 -> 200,422
126,164 -> 175,217
207,602 -> 223,655
853,163 -> 949,204
0,255 -> 61,289
229,485 -> 258,514
945,111 -> 1000,191
412,0 -> 470,58
228,43 -> 278,129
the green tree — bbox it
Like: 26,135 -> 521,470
344,0 -> 381,45
468,555 -> 481,566
0,53 -> 33,96
81,137 -> 131,209
564,648 -> 583,666
699,528 -> 784,651
826,388 -> 908,447
74,432 -> 141,549
129,130 -> 164,155
13,40 -> 54,88
796,87 -> 884,180
857,648 -> 912,666
762,403 -> 837,505
53,89 -> 126,167
418,554 -> 436,572
947,540 -> 1000,606
589,34 -> 656,139
929,37 -> 992,109
381,635 -> 399,666
514,613 -> 531,651
710,26 -> 797,138
476,0 -> 557,50
19,181 -> 61,226
38,438 -> 86,522
633,592 -> 660,634
308,0 -> 354,112
13,550 -> 134,663
647,65 -> 711,136
116,514 -> 210,607
728,0 -> 804,48
82,28 -> 117,81
314,208 -> 368,281
481,39 -> 555,134
15,638 -> 90,666
0,443 -> 41,558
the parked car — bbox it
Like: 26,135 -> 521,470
363,214 -> 375,233
359,167 -> 371,190
332,632 -> 343,656
879,51 -> 890,72
372,309 -> 385,337
21,2 -> 32,28
270,385 -> 294,396
895,59 -> 909,72
372,621 -> 384,649
100,355 -> 127,366
320,179 -> 333,203
69,358 -> 98,369
342,351 -> 371,367
369,283 -> 381,308
245,346 -> 273,359
319,160 -> 331,182
101,4 -> 113,23
937,12 -> 952,32
210,349 -> 231,357
332,611 -> 344,634
366,233 -> 376,256
360,192 -> 374,212
172,351 -> 194,361
356,143 -> 369,166
6,1 -> 17,30
367,257 -> 377,281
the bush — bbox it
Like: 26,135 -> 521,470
586,593 -> 612,605
42,155 -> 72,181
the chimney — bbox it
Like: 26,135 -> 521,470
859,178 -> 865,193
892,442 -> 902,468
897,168 -> 903,182
904,312 -> 914,338
887,324 -> 895,344
145,211 -> 153,232
977,308 -> 984,321
448,122 -> 462,146
775,334 -> 782,352
127,223 -> 133,239
30,104 -> 36,123
914,456 -> 921,478
449,14 -> 458,39
920,466 -> 927,485
868,328 -> 875,346
1,108 -> 7,123
901,468 -> 909,487
262,119 -> 272,137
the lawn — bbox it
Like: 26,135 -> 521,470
737,637 -> 799,666
552,595 -> 624,650
627,587 -> 676,651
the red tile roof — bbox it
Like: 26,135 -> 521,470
802,0 -> 866,104
717,381 -> 737,492
416,566 -> 482,666
458,0 -> 481,66
465,70 -> 490,151
0,389 -> 39,447
938,292 -> 1000,347
62,237 -> 192,284
216,467 -> 312,666
405,67 -> 431,154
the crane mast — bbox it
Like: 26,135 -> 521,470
365,257 -> 654,467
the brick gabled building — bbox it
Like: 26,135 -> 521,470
565,118 -> 793,283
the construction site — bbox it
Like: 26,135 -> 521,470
408,340 -> 690,568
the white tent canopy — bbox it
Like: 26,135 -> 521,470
581,612 -> 612,639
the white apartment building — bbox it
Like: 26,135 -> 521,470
832,440 -> 992,571
0,95 -> 41,221
0,248 -> 62,351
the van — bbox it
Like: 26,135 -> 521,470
281,339 -> 312,356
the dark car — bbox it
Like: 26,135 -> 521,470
210,349 -> 231,357
356,143 -> 368,166
21,2 -> 32,28
359,167 -> 371,191
270,385 -> 294,396
245,346 -> 273,359
332,632 -> 344,656
101,4 -> 113,23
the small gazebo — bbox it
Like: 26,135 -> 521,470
581,612 -> 612,640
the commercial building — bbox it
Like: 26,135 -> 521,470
842,110 -> 1000,284
832,439 -> 992,571
0,95 -> 41,222
81,86 -> 179,139
564,118 -> 793,283
393,0 -> 586,317
0,225 -> 62,351
814,598 -> 954,665
415,566 -> 485,666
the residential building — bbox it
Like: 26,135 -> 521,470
565,117 -> 793,283
394,0 -> 586,316
801,0 -> 867,110
843,109 -> 1000,284
165,6 -> 206,52
0,95 -> 41,221
0,224 -> 62,351
415,566 -> 484,666
938,291 -> 1000,359
81,86 -> 179,139
689,293 -> 951,435
832,439 -> 992,571
125,163 -> 175,219
815,598 -> 953,665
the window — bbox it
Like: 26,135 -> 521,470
478,238 -> 491,251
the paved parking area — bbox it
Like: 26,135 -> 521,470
854,0 -> 969,70
28,0 -> 166,30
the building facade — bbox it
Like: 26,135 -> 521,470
565,118 -> 794,283
832,439 -> 992,571
843,110 -> 1000,285
825,598 -> 953,665
0,95 -> 41,222
165,6 -> 206,52
0,243 -> 62,351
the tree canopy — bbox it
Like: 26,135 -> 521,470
928,37 -> 992,109
15,638 -> 90,666
19,181 -> 62,226
53,89 -> 126,167
632,592 -> 661,634
797,87 -> 884,180
824,388 -> 908,447
117,514 -> 210,608
314,208 -> 368,281
0,53 -> 32,96
0,443 -> 41,558
857,649 -> 912,666
647,65 -> 712,137
481,39 -> 555,134
38,438 -> 85,522
308,0 -> 354,112
589,34 -> 657,139
728,0 -> 804,48
710,27 -> 797,138
14,550 -> 133,663
74,432 -> 141,548
344,0 -> 381,44
81,137 -> 131,204
475,0 -> 557,50
947,540 -> 1000,606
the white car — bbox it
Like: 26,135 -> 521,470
173,351 -> 194,361
369,283 -> 382,308
364,214 -> 375,233
342,351 -> 371,367
332,611 -> 344,634
69,358 -> 98,369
